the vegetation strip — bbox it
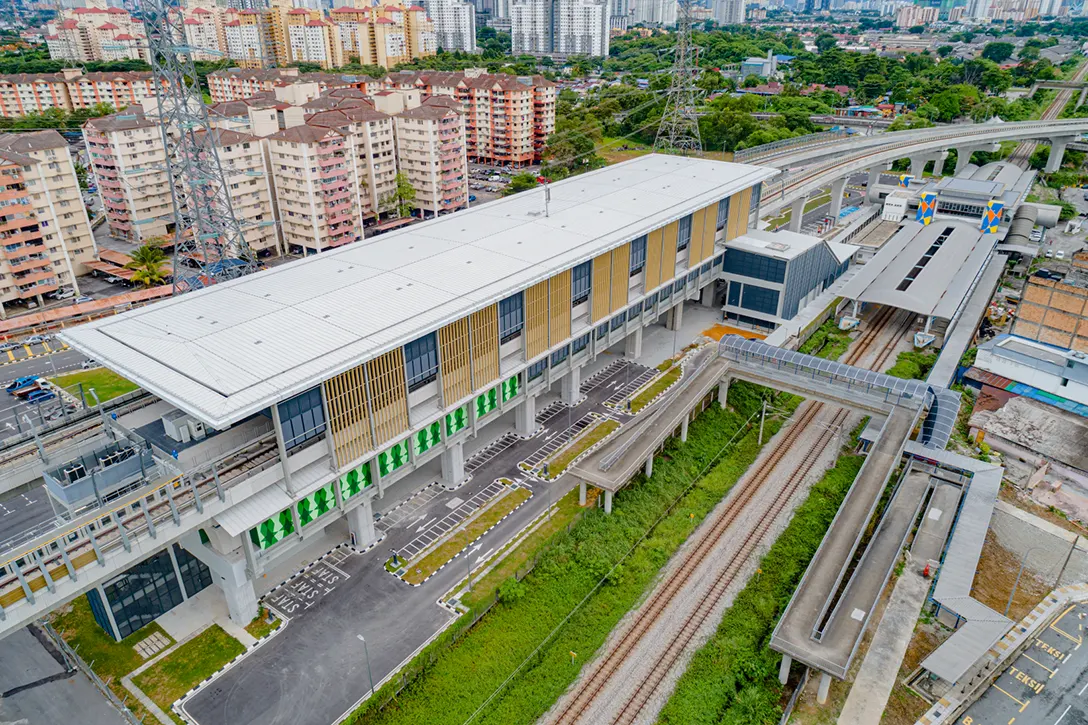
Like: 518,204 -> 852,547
401,487 -> 532,585
543,418 -> 620,478
658,446 -> 867,725
630,365 -> 682,413
49,368 -> 138,402
346,385 -> 777,725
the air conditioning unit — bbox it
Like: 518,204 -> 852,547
162,410 -> 192,443
63,463 -> 86,483
188,419 -> 207,441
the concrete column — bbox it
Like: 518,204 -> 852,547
954,147 -> 977,176
347,496 -> 377,549
644,455 -> 653,478
700,283 -> 715,307
666,301 -> 684,331
1079,87 -> 1088,108
179,531 -> 258,624
578,479 -> 586,506
787,195 -> 806,233
1046,137 -> 1073,173
717,379 -> 729,408
817,671 -> 832,704
680,416 -> 689,443
603,490 -> 613,514
909,155 -> 927,178
828,177 -> 848,222
865,166 -> 883,203
271,402 -> 294,494
440,440 -> 465,486
624,327 -> 643,359
931,151 -> 948,178
779,655 -> 792,685
561,365 -> 581,406
516,394 -> 536,437
223,572 -> 259,626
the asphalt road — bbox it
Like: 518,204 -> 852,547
182,359 -> 652,725
960,601 -> 1088,725
0,349 -> 90,435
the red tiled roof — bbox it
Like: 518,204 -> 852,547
288,8 -> 309,13
98,23 -> 119,30
114,33 -> 135,40
193,7 -> 211,13
376,17 -> 394,23
306,20 -> 326,25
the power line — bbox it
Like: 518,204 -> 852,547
654,0 -> 702,155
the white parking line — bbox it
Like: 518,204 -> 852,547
1078,679 -> 1088,697
1056,704 -> 1071,724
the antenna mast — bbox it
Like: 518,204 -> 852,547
654,0 -> 703,155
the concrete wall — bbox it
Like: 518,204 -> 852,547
989,500 -> 1088,587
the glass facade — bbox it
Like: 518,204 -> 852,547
716,197 -> 730,231
629,236 -> 647,274
174,543 -> 212,600
404,333 -> 439,391
277,388 -> 326,450
571,261 -> 591,305
740,284 -> 780,316
610,311 -> 627,330
723,249 -> 786,284
572,332 -> 590,355
676,215 -> 692,251
551,345 -> 569,367
528,357 -> 548,380
499,292 -> 524,342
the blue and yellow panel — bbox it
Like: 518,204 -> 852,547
916,192 -> 936,225
980,200 -> 1003,233
899,174 -> 913,188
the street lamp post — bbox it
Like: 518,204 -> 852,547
1005,545 -> 1045,617
358,634 -> 375,699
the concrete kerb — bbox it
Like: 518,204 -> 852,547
390,483 -> 535,588
914,582 -> 1088,725
530,411 -> 623,482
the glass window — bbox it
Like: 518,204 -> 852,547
645,291 -> 658,307
749,183 -> 762,213
571,261 -> 591,305
610,311 -> 627,330
740,284 -> 780,315
404,332 -> 438,391
661,283 -> 672,300
499,292 -> 524,342
628,301 -> 643,317
596,321 -> 609,339
701,262 -> 713,274
687,270 -> 699,282
676,276 -> 686,292
101,549 -> 185,640
572,332 -> 590,354
173,543 -> 212,599
716,197 -> 730,231
551,345 -> 569,366
723,249 -> 786,284
676,214 -> 692,251
277,387 -> 326,450
527,356 -> 548,380
629,235 -> 647,275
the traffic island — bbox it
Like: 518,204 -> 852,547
540,418 -> 621,480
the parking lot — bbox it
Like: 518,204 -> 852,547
467,162 -> 540,206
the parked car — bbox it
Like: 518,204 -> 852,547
54,289 -> 75,300
105,276 -> 122,284
26,390 -> 55,404
469,195 -> 477,202
1057,250 -> 1066,260
25,335 -> 46,344
5,376 -> 38,393
1046,249 -> 1054,258
80,359 -> 97,369
75,296 -> 94,304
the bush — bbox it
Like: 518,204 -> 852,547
658,452 -> 866,724
885,350 -> 938,380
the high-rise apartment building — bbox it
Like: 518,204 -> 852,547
223,8 -> 271,68
45,5 -> 148,63
0,69 -> 163,119
510,0 -> 610,57
286,9 -> 345,68
391,97 -> 468,217
424,0 -> 477,52
712,0 -> 745,24
0,131 -> 96,312
83,110 -> 173,243
895,4 -> 938,25
631,0 -> 676,24
328,4 -> 437,67
182,7 -> 227,62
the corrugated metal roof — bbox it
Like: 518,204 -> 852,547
838,221 -> 996,320
217,483 -> 293,537
62,155 -> 777,429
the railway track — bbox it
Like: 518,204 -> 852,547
549,307 -> 910,725
1008,61 -> 1088,166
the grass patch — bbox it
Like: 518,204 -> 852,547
630,366 -> 682,413
600,136 -> 651,164
49,368 -> 138,402
244,607 -> 281,640
544,418 -> 620,479
51,597 -> 175,724
401,487 -> 533,585
133,624 -> 244,722
798,318 -> 853,361
459,487 -> 589,610
885,350 -> 938,380
658,448 -> 867,724
347,386 -> 779,725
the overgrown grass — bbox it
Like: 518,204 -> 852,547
49,367 -> 138,402
133,625 -> 244,722
401,487 -> 533,585
347,385 -> 777,725
658,449 -> 867,725
50,598 -> 175,724
799,318 -> 853,361
244,607 -> 282,640
885,350 -> 938,380
631,366 -> 681,412
544,418 -> 620,478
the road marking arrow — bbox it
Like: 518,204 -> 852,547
416,517 -> 436,533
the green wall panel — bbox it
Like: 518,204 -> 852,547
446,406 -> 468,436
339,460 -> 372,501
378,439 -> 409,478
501,375 -> 520,403
250,508 -> 295,551
412,420 -> 442,457
475,387 -> 498,419
297,481 -> 335,528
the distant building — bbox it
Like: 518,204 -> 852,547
425,0 -> 477,52
631,0 -> 676,25
1011,252 -> 1088,353
895,4 -> 938,27
713,0 -> 745,25
740,50 -> 778,79
511,0 -> 611,57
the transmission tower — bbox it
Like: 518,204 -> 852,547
140,0 -> 259,294
653,0 -> 702,155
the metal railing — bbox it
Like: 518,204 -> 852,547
734,129 -> 851,163
40,621 -> 143,725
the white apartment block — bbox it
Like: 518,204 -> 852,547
424,0 -> 477,52
45,6 -> 149,63
895,4 -> 938,26
511,0 -> 609,57
182,8 -> 226,62
0,131 -> 96,312
286,17 -> 343,68
713,0 -> 745,25
83,110 -> 173,243
199,129 -> 282,257
631,0 -> 677,25
393,98 -> 468,217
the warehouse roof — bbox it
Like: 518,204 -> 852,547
62,154 -> 776,429
838,221 -> 995,320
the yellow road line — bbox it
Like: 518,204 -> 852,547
21,344 -> 31,357
5,351 -> 13,363
1022,653 -> 1057,676
41,341 -> 50,353
992,684 -> 1030,711
1050,613 -> 1083,646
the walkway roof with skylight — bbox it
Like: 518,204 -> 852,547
61,154 -> 777,429
837,220 -> 995,320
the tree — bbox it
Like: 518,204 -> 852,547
937,45 -> 954,58
908,25 -> 925,34
981,42 -> 1014,63
815,33 -> 837,54
125,239 -> 168,288
381,173 -> 417,218
503,173 -> 539,196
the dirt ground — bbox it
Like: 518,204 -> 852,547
999,483 -> 1088,539
882,624 -> 944,725
972,529 -> 1053,621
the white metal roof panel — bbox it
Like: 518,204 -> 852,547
216,482 -> 293,538
62,154 -> 777,428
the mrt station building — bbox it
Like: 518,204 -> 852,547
61,155 -> 774,633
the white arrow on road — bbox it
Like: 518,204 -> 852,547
415,517 -> 437,533
466,543 -> 482,557
475,548 -> 494,565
